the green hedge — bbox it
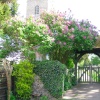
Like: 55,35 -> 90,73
34,60 -> 66,98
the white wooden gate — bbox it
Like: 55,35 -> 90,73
78,66 -> 100,83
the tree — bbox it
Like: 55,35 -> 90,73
78,54 -> 91,67
91,56 -> 100,65
0,0 -> 18,24
0,2 -> 11,25
0,0 -> 14,3
0,0 -> 18,58
1,10 -> 99,64
40,11 -> 99,64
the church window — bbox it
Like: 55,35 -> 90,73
35,5 -> 39,14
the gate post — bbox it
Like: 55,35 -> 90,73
75,53 -> 78,84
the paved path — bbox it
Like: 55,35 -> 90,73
63,83 -> 100,100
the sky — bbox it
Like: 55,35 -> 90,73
50,0 -> 100,31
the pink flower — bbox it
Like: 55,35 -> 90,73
59,12 -> 65,17
69,35 -> 75,39
48,29 -> 51,33
62,29 -> 66,34
63,42 -> 66,45
64,25 -> 68,31
66,21 -> 72,26
70,28 -> 74,32
83,36 -> 86,39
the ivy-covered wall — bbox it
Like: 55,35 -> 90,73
34,60 -> 66,98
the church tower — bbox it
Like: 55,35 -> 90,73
26,0 -> 48,18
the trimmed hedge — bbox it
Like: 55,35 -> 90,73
34,60 -> 66,98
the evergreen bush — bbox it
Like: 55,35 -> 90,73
34,60 -> 66,98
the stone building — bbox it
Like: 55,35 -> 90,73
17,0 -> 54,18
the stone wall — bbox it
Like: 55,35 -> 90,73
31,75 -> 57,100
26,0 -> 48,18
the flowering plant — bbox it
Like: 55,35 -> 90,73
40,11 -> 99,63
41,11 -> 98,51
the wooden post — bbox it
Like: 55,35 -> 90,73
3,59 -> 13,100
75,53 -> 78,84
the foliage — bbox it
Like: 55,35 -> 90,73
10,92 -> 16,100
0,0 -> 18,25
0,2 -> 10,24
0,0 -> 14,3
1,10 -> 99,63
0,34 -> 17,58
0,0 -> 18,58
64,75 -> 72,90
41,11 -> 98,51
12,60 -> 35,100
34,60 -> 66,98
78,54 -> 91,67
10,0 -> 18,16
64,68 -> 76,91
40,96 -> 48,100
40,11 -> 99,63
1,17 -> 50,61
91,56 -> 100,65
66,58 -> 74,69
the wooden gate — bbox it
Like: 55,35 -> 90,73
77,66 -> 100,83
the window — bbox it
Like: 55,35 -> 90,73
35,5 -> 39,14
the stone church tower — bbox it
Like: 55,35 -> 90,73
17,0 -> 54,18
26,0 -> 48,18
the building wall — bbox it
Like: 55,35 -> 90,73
26,0 -> 48,18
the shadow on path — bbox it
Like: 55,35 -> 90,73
63,83 -> 100,100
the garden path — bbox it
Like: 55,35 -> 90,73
63,83 -> 100,100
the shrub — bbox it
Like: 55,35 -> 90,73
12,60 -> 35,100
10,92 -> 16,100
34,60 -> 66,98
40,96 -> 48,100
66,58 -> 74,69
64,68 -> 76,91
64,75 -> 72,90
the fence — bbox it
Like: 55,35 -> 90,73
0,69 -> 7,100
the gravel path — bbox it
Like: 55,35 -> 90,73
63,83 -> 100,100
